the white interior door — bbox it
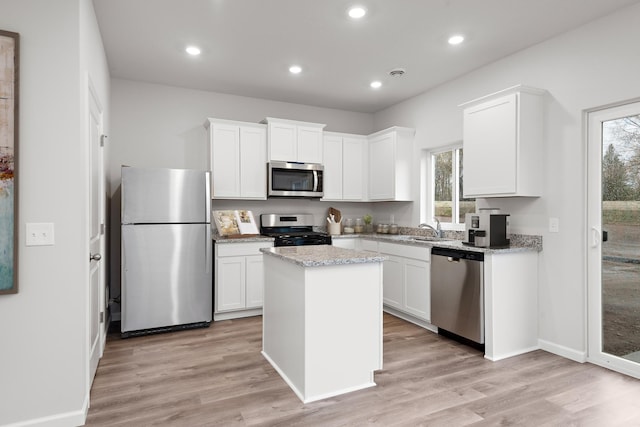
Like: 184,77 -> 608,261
88,82 -> 105,387
588,101 -> 640,379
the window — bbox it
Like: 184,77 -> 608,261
429,146 -> 475,225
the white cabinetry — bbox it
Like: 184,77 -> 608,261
368,127 -> 414,201
262,117 -> 325,163
331,237 -> 361,250
322,132 -> 367,201
461,85 -> 545,198
378,242 -> 431,322
214,241 -> 273,320
205,118 -> 267,200
484,250 -> 539,361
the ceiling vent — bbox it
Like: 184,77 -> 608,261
389,68 -> 406,77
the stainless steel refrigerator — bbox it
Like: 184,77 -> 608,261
121,166 -> 212,337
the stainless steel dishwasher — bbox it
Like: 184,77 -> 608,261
430,247 -> 484,344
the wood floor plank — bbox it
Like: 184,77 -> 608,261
85,314 -> 640,426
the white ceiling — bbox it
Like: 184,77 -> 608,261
93,0 -> 640,114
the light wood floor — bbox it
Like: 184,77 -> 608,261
86,314 -> 640,426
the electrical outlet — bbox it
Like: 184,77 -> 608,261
549,217 -> 560,233
26,223 -> 55,246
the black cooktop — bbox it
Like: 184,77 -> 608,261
259,213 -> 332,246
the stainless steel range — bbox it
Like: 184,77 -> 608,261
260,214 -> 331,247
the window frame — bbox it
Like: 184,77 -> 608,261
422,143 -> 470,230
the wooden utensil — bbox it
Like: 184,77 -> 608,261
329,207 -> 342,224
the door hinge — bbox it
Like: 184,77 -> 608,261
100,134 -> 107,147
100,223 -> 105,235
99,312 -> 104,323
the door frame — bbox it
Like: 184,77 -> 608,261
87,75 -> 107,389
586,99 -> 640,379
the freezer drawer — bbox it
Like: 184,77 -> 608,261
121,223 -> 212,333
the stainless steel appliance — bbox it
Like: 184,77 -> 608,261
268,161 -> 323,198
121,166 -> 212,337
260,213 -> 331,246
464,209 -> 510,248
430,247 -> 484,345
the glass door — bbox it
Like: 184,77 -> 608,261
588,101 -> 640,378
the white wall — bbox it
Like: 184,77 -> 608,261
373,3 -> 640,358
0,0 -> 110,425
108,79 -> 374,316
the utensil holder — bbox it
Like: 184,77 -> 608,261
328,223 -> 341,235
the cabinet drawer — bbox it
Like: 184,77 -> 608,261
216,241 -> 273,257
378,242 -> 430,261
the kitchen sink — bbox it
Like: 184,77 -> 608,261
409,236 -> 454,242
387,235 -> 454,242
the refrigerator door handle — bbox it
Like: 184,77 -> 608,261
205,172 -> 211,223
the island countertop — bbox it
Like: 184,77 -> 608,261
260,245 -> 387,267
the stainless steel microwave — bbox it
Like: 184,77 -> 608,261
268,161 -> 324,198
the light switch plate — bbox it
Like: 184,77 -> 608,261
26,223 -> 55,246
549,217 -> 560,233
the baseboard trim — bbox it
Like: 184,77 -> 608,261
214,308 -> 262,321
539,339 -> 587,363
383,306 -> 438,333
4,395 -> 88,427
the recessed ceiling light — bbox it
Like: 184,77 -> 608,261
289,65 -> 302,74
370,81 -> 382,89
348,6 -> 367,19
185,46 -> 201,56
448,35 -> 465,45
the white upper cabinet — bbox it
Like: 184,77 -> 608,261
461,85 -> 545,198
262,117 -> 325,163
368,127 -> 414,201
322,132 -> 367,201
322,134 -> 343,200
205,118 -> 267,200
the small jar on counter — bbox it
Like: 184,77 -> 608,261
354,218 -> 364,233
389,224 -> 398,234
343,218 -> 354,234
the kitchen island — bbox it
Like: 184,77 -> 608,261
260,245 -> 386,403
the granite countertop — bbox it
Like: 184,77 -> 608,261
213,228 -> 542,254
261,245 -> 387,267
212,234 -> 274,244
332,232 -> 542,254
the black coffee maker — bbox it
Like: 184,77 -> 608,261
464,209 -> 510,248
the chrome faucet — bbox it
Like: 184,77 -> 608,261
419,218 -> 444,238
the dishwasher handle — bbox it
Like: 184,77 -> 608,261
431,246 -> 484,262
446,257 -> 460,263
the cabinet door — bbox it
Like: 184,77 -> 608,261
342,137 -> 365,200
268,121 -> 297,161
383,255 -> 403,309
211,124 -> 240,198
245,255 -> 264,308
240,126 -> 267,199
297,125 -> 323,163
332,238 -> 355,249
216,256 -> 246,312
463,93 -> 517,196
322,135 -> 343,200
361,239 -> 378,252
369,132 -> 395,200
403,258 -> 430,321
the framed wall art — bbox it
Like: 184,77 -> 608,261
0,30 -> 19,294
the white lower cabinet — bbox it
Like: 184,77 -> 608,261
382,254 -> 404,309
378,242 -> 431,322
214,241 -> 273,320
403,258 -> 430,320
331,237 -> 361,250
